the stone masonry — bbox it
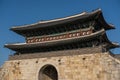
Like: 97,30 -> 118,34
0,47 -> 120,80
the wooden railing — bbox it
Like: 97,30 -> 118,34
26,28 -> 93,43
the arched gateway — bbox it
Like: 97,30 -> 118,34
39,65 -> 58,80
4,9 -> 120,80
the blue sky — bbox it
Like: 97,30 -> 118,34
0,0 -> 120,66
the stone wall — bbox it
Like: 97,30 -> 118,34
9,47 -> 102,60
0,48 -> 120,80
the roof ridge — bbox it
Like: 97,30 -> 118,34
11,9 -> 101,29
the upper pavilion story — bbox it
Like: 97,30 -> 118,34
5,9 -> 119,54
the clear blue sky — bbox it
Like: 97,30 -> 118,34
0,0 -> 120,66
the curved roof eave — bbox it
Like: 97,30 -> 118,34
109,42 -> 120,49
10,9 -> 114,34
5,29 -> 105,51
102,33 -> 119,49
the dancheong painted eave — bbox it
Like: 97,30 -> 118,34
10,9 -> 115,36
4,29 -> 119,52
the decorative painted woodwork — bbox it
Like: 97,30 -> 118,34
26,29 -> 93,43
2,9 -> 120,80
5,9 -> 119,54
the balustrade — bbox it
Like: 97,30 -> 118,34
26,29 -> 93,43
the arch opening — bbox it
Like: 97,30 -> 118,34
39,65 -> 58,80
